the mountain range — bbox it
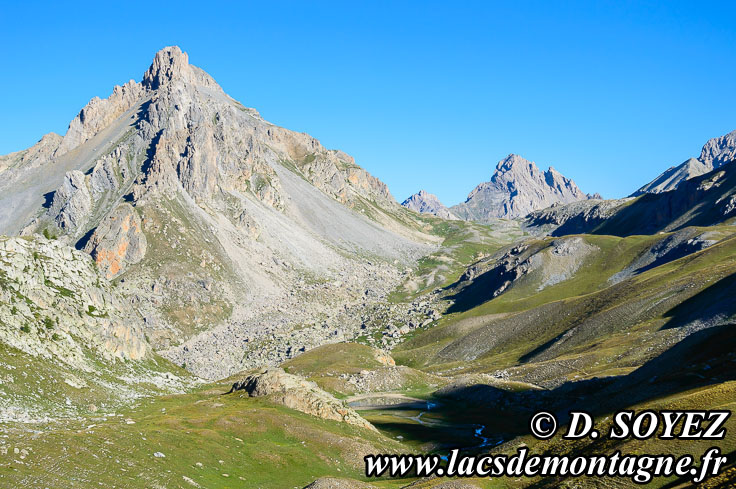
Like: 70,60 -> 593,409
402,154 -> 598,221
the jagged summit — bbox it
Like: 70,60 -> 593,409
494,153 -> 534,172
700,128 -> 736,168
451,153 -> 589,221
401,189 -> 458,220
143,46 -> 190,89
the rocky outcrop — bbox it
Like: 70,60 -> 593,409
453,237 -> 596,302
699,129 -> 736,168
450,154 -> 589,221
47,170 -> 93,235
83,204 -> 147,279
633,158 -> 712,196
229,367 -> 376,431
721,194 -> 736,217
57,80 -> 143,156
402,190 -> 458,219
634,129 -> 736,195
608,228 -> 719,284
523,198 -> 631,236
0,236 -> 148,369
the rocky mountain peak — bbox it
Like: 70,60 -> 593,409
142,46 -> 191,90
401,190 -> 457,220
451,154 -> 589,221
494,153 -> 529,173
0,46 -> 434,379
699,129 -> 736,168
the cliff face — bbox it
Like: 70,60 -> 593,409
450,154 -> 589,221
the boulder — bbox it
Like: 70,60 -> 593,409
230,367 -> 376,431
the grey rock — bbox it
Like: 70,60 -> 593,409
450,154 -> 589,221
0,133 -> 62,176
699,128 -> 736,168
83,203 -> 147,279
230,367 -> 376,430
48,170 -> 93,235
633,158 -> 712,196
401,190 -> 458,219
0,46 -> 437,380
0,235 -> 148,367
523,198 -> 631,236
529,161 -> 736,237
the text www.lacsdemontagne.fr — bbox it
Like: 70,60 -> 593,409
365,447 -> 727,484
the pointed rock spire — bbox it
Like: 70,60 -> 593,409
143,46 -> 191,90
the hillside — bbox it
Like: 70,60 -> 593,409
525,160 -> 736,237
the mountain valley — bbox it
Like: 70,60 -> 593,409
1,47 -> 735,489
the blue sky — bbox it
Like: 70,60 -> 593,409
1,1 -> 734,204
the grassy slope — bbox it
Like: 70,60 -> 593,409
0,342 -> 190,420
389,217 -> 523,303
282,342 -> 444,398
3,214 -> 735,488
0,380 -> 403,489
394,230 -> 736,379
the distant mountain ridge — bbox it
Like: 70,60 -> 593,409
526,160 -> 736,237
633,129 -> 736,196
449,154 -> 590,221
401,190 -> 458,219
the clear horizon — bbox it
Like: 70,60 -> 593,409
1,1 -> 734,205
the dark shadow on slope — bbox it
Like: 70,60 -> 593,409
593,324 -> 736,410
435,324 -> 736,428
443,266 -> 513,314
547,160 -> 736,238
42,191 -> 55,209
632,236 -> 713,276
550,212 -> 610,237
367,326 -> 735,481
590,161 -> 736,237
75,226 -> 97,251
517,332 -> 566,364
140,126 -> 162,181
660,272 -> 736,330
